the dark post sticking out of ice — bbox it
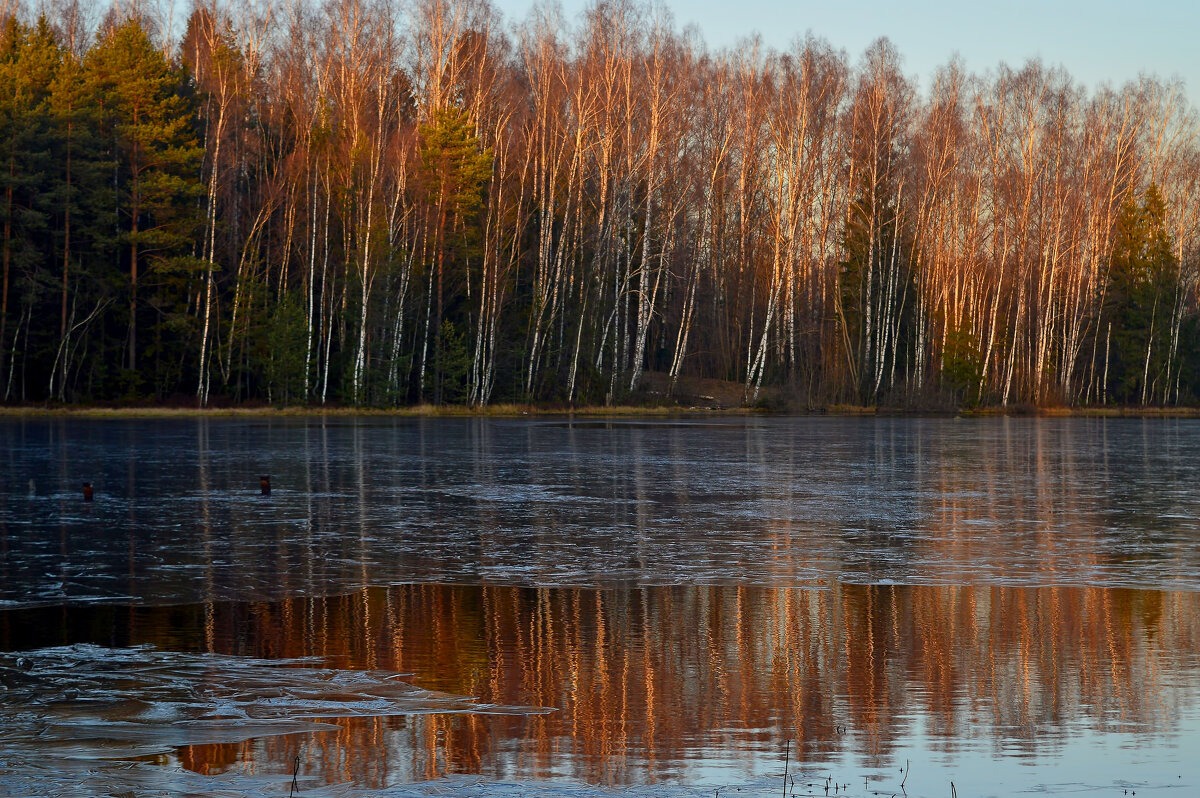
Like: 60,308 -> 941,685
82,482 -> 93,502
260,475 -> 271,496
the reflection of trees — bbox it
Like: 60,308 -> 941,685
4,578 -> 1195,782
816,419 -> 1200,586
11,419 -> 1200,609
4,582 -> 1194,787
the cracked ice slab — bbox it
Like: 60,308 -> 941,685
0,644 -> 553,766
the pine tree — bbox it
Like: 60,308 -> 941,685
85,19 -> 203,394
0,17 -> 59,399
46,37 -> 116,400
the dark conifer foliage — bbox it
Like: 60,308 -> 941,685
1,1 -> 1198,407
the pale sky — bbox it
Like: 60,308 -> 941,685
490,0 -> 1199,105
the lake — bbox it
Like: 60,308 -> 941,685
1,416 -> 1198,797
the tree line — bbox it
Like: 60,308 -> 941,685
2,0 -> 1198,407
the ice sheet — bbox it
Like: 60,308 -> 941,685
4,417 -> 1200,609
0,644 -> 552,793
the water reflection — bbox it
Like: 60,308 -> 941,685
2,417 -> 1200,608
4,417 -> 1200,793
4,582 -> 1197,788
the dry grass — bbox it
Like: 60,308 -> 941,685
824,404 -> 878,415
0,403 -> 758,419
2,400 -> 1196,419
963,405 -> 1200,418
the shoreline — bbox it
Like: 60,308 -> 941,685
1,403 -> 1198,418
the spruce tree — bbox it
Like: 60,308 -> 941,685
1106,185 -> 1179,404
418,106 -> 492,404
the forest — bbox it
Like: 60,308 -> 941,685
1,0 -> 1198,408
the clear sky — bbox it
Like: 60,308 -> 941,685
490,0 -> 1198,105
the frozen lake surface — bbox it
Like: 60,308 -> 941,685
1,416 -> 1199,797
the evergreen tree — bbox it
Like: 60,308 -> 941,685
418,106 -> 492,404
84,19 -> 203,394
0,17 -> 60,399
46,36 -> 115,400
1106,185 -> 1179,404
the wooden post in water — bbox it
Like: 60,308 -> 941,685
82,482 -> 93,502
260,475 -> 271,495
